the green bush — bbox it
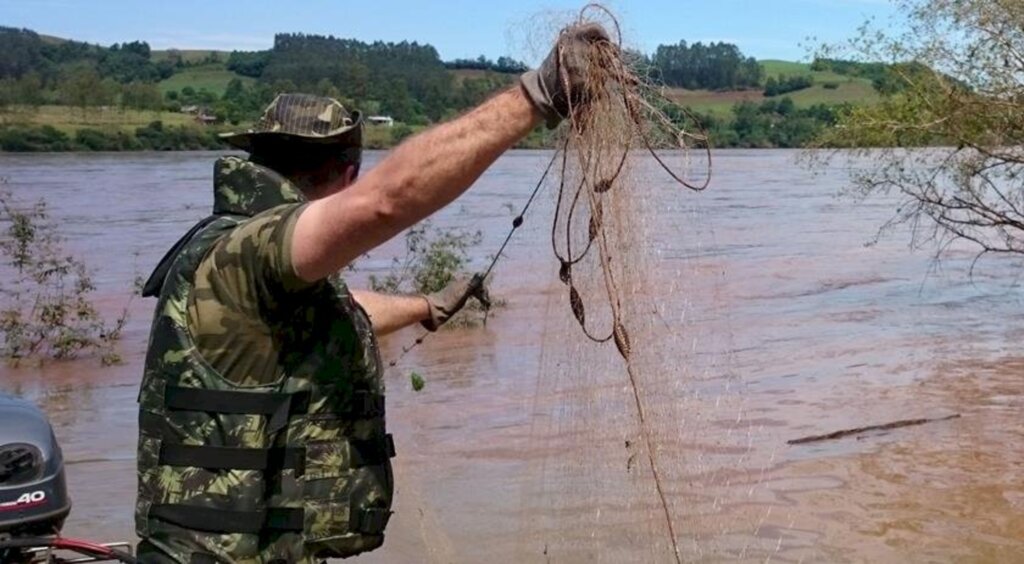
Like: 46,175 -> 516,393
0,125 -> 73,151
74,128 -> 140,151
369,221 -> 482,295
0,123 -> 226,152
366,220 -> 495,328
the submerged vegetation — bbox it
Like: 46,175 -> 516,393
367,220 -> 495,328
0,179 -> 126,364
369,221 -> 483,296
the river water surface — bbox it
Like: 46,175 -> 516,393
0,150 -> 1022,562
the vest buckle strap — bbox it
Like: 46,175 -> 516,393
188,553 -> 223,564
151,503 -> 391,536
349,434 -> 396,467
164,385 -> 311,434
354,507 -> 392,535
159,443 -> 306,474
149,504 -> 304,534
352,391 -> 385,417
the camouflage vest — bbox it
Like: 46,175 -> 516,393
136,157 -> 393,563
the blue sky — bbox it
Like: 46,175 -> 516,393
1,0 -> 898,63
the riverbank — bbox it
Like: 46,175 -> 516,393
0,117 -> 553,152
0,91 -> 845,153
0,107 -> 421,151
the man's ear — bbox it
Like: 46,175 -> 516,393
343,163 -> 359,187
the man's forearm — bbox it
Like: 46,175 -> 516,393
293,86 -> 541,282
351,290 -> 430,337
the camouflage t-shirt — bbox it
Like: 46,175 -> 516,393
187,203 -> 312,386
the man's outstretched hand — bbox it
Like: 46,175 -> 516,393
422,274 -> 491,331
520,23 -> 611,129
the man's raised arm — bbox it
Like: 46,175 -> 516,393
291,86 -> 539,282
290,24 -> 609,283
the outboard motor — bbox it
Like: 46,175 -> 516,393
0,393 -> 135,563
0,392 -> 71,539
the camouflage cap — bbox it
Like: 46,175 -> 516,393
220,93 -> 363,152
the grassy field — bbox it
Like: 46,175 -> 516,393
0,105 -> 197,133
760,59 -> 870,86
158,64 -> 253,95
760,60 -> 813,78
784,80 -> 879,105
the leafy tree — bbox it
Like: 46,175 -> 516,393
164,49 -> 184,68
0,27 -> 46,79
813,0 -> 1024,258
60,66 -> 116,110
121,82 -> 163,111
224,78 -> 246,100
314,77 -> 341,99
227,50 -> 270,77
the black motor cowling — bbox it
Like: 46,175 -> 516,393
0,393 -> 71,538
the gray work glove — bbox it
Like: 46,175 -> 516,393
520,23 -> 612,129
422,273 -> 491,331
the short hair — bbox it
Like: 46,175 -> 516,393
249,137 -> 360,175
248,138 -> 361,194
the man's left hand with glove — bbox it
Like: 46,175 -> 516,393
421,274 -> 491,331
349,274 -> 490,336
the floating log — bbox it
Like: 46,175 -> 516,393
787,414 -> 961,445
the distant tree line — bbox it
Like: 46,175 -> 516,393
0,27 -> 179,115
444,55 -> 528,73
0,27 -> 173,83
219,33 -> 517,124
650,41 -> 763,90
0,68 -> 165,112
225,36 -> 772,124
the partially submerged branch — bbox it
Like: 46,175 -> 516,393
788,414 -> 960,445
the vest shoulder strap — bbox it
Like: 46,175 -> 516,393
141,214 -> 241,298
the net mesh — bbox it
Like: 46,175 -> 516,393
541,6 -> 712,561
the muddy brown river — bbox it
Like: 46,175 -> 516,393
1,150 -> 1022,562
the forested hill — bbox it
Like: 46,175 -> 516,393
0,26 -> 897,151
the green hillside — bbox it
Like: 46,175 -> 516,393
157,63 -> 253,95
670,59 -> 880,118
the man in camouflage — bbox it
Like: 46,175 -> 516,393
135,23 -> 609,563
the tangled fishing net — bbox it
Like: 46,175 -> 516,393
545,4 -> 711,353
391,5 -> 716,561
515,5 -> 713,562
